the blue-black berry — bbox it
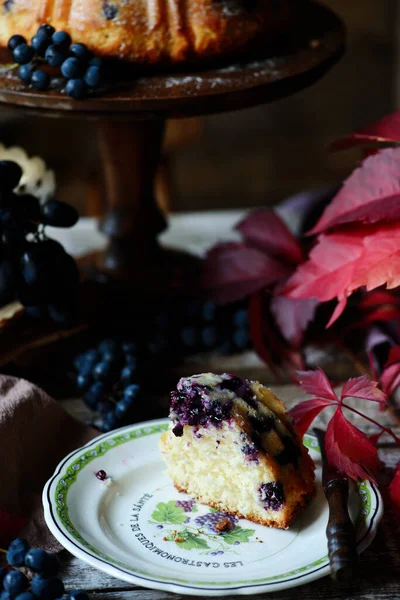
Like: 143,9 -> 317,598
38,24 -> 56,38
89,57 -> 102,68
8,34 -> 26,52
51,31 -> 71,48
31,32 -> 51,55
84,66 -> 102,88
45,44 -> 66,67
69,43 -> 91,62
93,361 -> 112,381
6,538 -> 30,567
61,57 -> 82,79
3,571 -> 29,595
31,575 -> 64,600
14,593 -> 36,600
65,78 -> 88,100
120,365 -> 136,384
31,70 -> 50,91
13,44 -> 35,65
68,590 -> 90,600
18,63 -> 34,84
25,548 -> 59,576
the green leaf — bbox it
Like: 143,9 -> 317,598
191,505 -> 198,513
151,501 -> 186,524
177,529 -> 210,551
222,526 -> 255,545
209,508 -> 219,513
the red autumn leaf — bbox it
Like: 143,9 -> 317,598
236,209 -> 303,265
380,346 -> 400,396
0,508 -> 27,548
330,109 -> 400,152
325,408 -> 378,483
310,148 -> 400,234
289,398 -> 332,438
341,376 -> 387,407
389,461 -> 400,515
283,222 -> 400,326
270,295 -> 318,347
201,242 -> 291,304
249,292 -> 280,378
386,345 -> 400,367
358,290 -> 400,310
296,368 -> 338,401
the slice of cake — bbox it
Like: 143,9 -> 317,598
160,373 -> 315,529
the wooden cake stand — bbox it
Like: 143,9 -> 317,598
0,1 -> 345,290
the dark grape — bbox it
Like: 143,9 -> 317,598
39,24 -> 56,38
20,245 -> 52,299
120,365 -> 136,384
201,326 -> 217,347
76,373 -> 91,391
14,593 -> 36,600
61,57 -> 82,79
233,308 -> 248,327
8,34 -> 26,52
124,384 -> 140,400
98,411 -> 118,432
84,66 -> 102,88
51,31 -> 71,48
114,399 -> 131,419
99,339 -> 118,355
15,194 -> 42,222
3,571 -> 29,595
6,539 -> 29,567
202,302 -> 216,321
42,199 -> 79,228
45,44 -> 67,67
31,70 -> 50,91
31,32 -> 51,55
13,44 -> 35,65
96,399 -> 114,414
31,575 -> 64,600
0,260 -> 17,305
18,63 -> 35,84
122,340 -> 137,354
180,326 -> 197,347
68,590 -> 90,600
25,549 -> 59,576
88,57 -> 102,68
93,361 -> 112,382
0,161 -> 23,190
65,78 -> 88,100
47,302 -> 78,327
69,43 -> 91,62
83,382 -> 106,409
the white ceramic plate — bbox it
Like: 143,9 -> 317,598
43,419 -> 383,596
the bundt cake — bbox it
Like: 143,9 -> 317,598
0,1 -> 295,64
160,373 -> 315,530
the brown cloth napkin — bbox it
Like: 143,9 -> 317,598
0,375 -> 97,552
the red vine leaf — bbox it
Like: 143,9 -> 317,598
296,368 -> 338,401
330,110 -> 400,152
380,346 -> 400,396
341,376 -> 387,408
325,409 -> 378,483
310,148 -> 400,234
270,295 -> 318,347
290,398 -> 332,438
249,292 -> 280,378
389,462 -> 400,516
0,508 -> 27,548
283,222 -> 400,326
201,242 -> 291,304
236,210 -> 303,264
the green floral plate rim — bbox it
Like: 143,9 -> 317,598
43,418 -> 383,596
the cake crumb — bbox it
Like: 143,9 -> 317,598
215,517 -> 233,533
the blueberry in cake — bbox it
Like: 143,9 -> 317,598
160,373 -> 315,529
0,0 -> 295,64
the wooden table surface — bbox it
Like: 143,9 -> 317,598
58,385 -> 400,600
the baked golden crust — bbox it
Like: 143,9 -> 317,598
0,0 -> 294,64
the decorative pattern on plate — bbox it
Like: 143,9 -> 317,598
43,420 -> 382,596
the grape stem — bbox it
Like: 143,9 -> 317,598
0,547 -> 6,553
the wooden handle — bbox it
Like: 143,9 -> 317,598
325,479 -> 358,583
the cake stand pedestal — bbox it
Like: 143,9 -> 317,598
0,1 -> 345,290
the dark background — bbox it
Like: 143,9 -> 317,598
0,0 -> 396,215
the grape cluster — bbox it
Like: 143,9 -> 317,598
8,25 -> 102,99
1,538 -> 89,600
175,500 -> 196,512
74,339 -> 141,433
194,512 -> 238,534
0,161 -> 80,325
